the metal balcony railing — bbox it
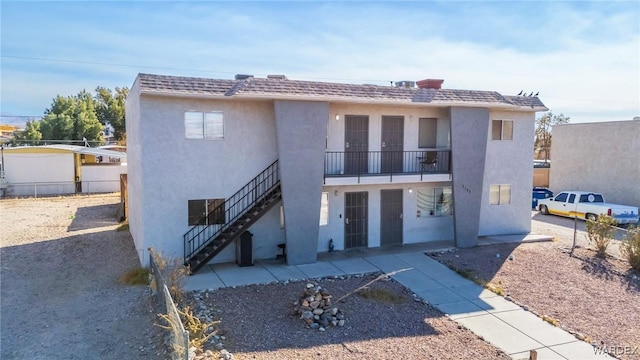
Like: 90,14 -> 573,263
324,150 -> 451,183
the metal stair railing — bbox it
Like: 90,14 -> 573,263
184,160 -> 279,264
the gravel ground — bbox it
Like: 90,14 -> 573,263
0,194 -> 167,360
188,275 -> 510,360
433,225 -> 640,359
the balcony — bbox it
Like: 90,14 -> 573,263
324,150 -> 451,185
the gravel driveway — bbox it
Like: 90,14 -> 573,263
0,194 -> 166,359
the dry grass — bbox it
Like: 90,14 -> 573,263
357,287 -> 408,304
118,267 -> 149,285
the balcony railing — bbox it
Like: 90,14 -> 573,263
324,150 -> 451,183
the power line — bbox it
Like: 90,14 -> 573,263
0,54 -> 392,84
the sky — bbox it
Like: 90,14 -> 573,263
1,1 -> 639,125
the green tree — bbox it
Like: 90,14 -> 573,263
95,86 -> 128,141
535,112 -> 570,161
39,91 -> 103,145
11,120 -> 42,145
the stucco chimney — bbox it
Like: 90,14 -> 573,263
416,79 -> 444,89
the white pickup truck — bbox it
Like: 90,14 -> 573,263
537,191 -> 639,224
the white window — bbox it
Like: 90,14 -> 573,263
417,187 -> 453,217
319,192 -> 329,226
492,120 -> 513,140
185,111 -> 224,139
489,184 -> 511,205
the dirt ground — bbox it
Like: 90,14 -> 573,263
0,194 -> 167,359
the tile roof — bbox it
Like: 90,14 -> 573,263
136,73 -> 546,110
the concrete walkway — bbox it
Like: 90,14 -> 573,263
185,240 -> 611,360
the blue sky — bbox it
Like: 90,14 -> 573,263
1,1 -> 639,123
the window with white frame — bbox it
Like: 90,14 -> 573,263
417,187 -> 453,217
491,120 -> 513,140
489,184 -> 511,205
185,111 -> 224,139
319,192 -> 329,226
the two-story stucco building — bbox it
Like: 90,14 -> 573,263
125,73 -> 547,272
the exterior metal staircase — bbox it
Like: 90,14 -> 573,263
184,160 -> 280,273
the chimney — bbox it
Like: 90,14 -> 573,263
267,74 -> 288,80
416,79 -> 444,89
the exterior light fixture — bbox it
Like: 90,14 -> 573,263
335,114 -> 340,121
409,188 -> 413,194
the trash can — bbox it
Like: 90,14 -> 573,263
532,187 -> 553,209
236,231 -> 253,267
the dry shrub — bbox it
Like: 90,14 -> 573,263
621,225 -> 640,271
157,306 -> 219,351
149,247 -> 190,303
586,215 -> 617,257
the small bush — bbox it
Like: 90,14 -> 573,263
149,247 -> 190,304
586,215 -> 618,257
118,267 -> 149,285
541,314 -> 560,326
621,225 -> 640,271
116,222 -> 129,231
157,306 -> 219,351
485,281 -> 506,296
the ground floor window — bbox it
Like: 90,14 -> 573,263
188,198 -> 225,226
489,184 -> 511,205
319,192 -> 329,226
417,186 -> 453,217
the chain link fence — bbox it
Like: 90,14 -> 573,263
0,180 -> 120,198
149,254 -> 189,360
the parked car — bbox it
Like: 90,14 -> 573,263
532,187 -> 553,209
537,191 -> 639,224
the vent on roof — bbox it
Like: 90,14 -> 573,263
235,74 -> 253,80
416,79 -> 444,89
394,81 -> 416,88
267,75 -> 288,80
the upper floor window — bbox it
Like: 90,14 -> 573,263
185,111 -> 224,140
492,120 -> 513,140
418,118 -> 438,148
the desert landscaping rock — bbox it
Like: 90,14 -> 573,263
187,275 -> 511,359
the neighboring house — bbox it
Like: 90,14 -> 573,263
125,73 -> 547,271
1,144 -> 127,197
549,119 -> 640,208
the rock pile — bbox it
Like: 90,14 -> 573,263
294,283 -> 345,331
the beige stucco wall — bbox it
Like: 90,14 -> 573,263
550,120 -> 640,208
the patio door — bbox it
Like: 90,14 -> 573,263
381,116 -> 404,173
380,189 -> 403,246
344,191 -> 368,249
344,115 -> 369,175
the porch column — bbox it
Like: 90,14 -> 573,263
450,107 -> 490,247
274,100 -> 329,265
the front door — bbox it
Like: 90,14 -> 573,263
381,189 -> 403,246
381,116 -> 404,173
344,115 -> 369,175
345,191 -> 368,249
